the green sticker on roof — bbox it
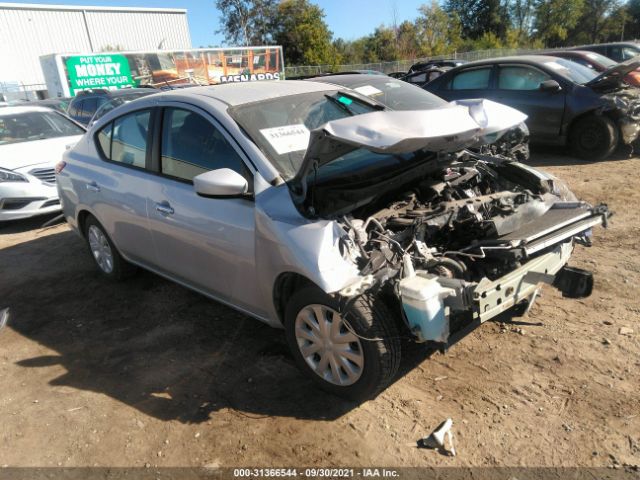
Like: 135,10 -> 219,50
338,96 -> 353,105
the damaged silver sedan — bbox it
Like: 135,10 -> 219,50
57,81 -> 609,400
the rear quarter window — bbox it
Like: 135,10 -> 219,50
95,109 -> 151,169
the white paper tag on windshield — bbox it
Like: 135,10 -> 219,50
354,85 -> 383,96
260,124 -> 310,155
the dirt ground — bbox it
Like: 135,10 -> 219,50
0,150 -> 638,470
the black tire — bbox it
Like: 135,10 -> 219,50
284,286 -> 401,401
83,215 -> 136,281
569,114 -> 619,161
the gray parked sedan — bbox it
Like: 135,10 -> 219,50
57,81 -> 609,400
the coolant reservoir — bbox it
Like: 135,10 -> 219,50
400,274 -> 453,343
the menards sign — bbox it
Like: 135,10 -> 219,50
41,47 -> 285,98
66,54 -> 134,96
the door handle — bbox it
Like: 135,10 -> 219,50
155,202 -> 174,215
86,181 -> 100,192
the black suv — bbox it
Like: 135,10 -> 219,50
571,42 -> 640,63
67,88 -> 154,125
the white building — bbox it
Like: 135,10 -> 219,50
0,2 -> 191,98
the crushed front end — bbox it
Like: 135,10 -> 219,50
604,89 -> 640,145
289,103 -> 610,349
334,154 -> 610,347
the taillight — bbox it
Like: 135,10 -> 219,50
55,161 -> 67,174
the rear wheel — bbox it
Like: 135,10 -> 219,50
83,215 -> 136,280
570,114 -> 618,161
284,286 -> 401,401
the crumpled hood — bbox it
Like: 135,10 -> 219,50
0,135 -> 83,171
586,57 -> 640,90
291,99 -> 527,198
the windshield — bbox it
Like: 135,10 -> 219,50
620,46 -> 640,61
321,77 -> 447,111
92,97 -> 127,123
542,58 -> 599,84
92,92 -> 155,123
0,111 -> 84,145
584,52 -> 618,68
229,90 -> 379,179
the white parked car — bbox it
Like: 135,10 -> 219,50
0,106 -> 85,221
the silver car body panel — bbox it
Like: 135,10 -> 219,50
57,81 -> 589,332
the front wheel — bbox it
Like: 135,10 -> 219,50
284,286 -> 401,401
569,114 -> 619,161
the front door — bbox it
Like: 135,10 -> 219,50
144,106 -> 262,314
493,65 -> 566,141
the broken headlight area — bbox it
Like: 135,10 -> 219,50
474,121 -> 530,162
336,155 -> 609,344
602,89 -> 640,145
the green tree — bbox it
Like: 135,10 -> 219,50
621,0 -> 640,39
567,0 -> 621,44
396,20 -> 422,59
509,0 -> 535,42
533,0 -> 585,46
215,0 -> 278,46
363,26 -> 399,62
444,0 -> 509,40
333,37 -> 368,64
272,0 -> 335,65
604,4 -> 629,41
416,1 -> 462,55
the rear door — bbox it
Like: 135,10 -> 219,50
84,108 -> 157,266
144,104 -> 262,313
493,64 -> 566,140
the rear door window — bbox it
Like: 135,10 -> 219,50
160,108 -> 248,182
96,109 -> 151,168
449,68 -> 492,90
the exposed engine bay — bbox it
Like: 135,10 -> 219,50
476,122 -> 530,162
335,153 -> 609,343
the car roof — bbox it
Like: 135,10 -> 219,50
72,88 -> 153,99
0,105 -> 56,115
545,50 -> 584,56
577,42 -> 640,48
452,55 -> 566,68
34,98 -> 68,103
310,74 -> 391,85
151,80 -> 340,107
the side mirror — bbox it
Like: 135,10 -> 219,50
194,168 -> 249,198
540,80 -> 562,92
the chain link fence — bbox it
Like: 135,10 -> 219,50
284,47 -> 545,77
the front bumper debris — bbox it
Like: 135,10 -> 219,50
415,202 -> 610,345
